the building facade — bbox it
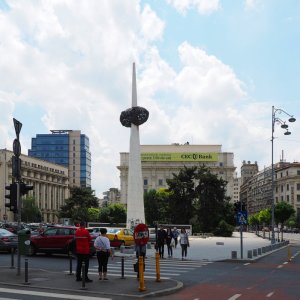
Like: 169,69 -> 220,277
240,161 -> 300,217
28,130 -> 91,188
0,149 -> 69,223
118,144 -> 236,205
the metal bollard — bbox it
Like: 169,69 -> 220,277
24,258 -> 30,285
288,245 -> 292,262
121,256 -> 125,279
10,248 -> 15,269
80,262 -> 87,290
138,256 -> 146,292
155,252 -> 161,282
68,255 -> 73,275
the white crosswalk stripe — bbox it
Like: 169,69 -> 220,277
82,257 -> 213,280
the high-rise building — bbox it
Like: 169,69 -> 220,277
28,130 -> 91,188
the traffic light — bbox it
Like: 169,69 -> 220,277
5,183 -> 18,213
234,201 -> 241,212
20,182 -> 33,196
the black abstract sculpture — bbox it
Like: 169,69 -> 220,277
120,106 -> 149,128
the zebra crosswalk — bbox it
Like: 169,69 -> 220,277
85,257 -> 213,280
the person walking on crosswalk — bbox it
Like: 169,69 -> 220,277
179,228 -> 189,260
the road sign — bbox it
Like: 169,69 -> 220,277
237,211 -> 248,225
13,118 -> 22,137
134,223 -> 149,246
13,139 -> 21,157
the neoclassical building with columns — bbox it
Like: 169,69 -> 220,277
0,149 -> 69,223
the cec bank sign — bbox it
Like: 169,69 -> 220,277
141,152 -> 218,162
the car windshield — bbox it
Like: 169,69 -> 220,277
0,229 -> 14,236
107,228 -> 120,234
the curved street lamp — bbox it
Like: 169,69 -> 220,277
271,106 -> 296,244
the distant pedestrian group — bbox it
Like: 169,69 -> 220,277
156,226 -> 190,260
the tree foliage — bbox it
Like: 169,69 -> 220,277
274,201 -> 295,225
21,196 -> 42,223
98,203 -> 126,224
144,165 -> 234,235
144,189 -> 171,225
58,187 -> 99,222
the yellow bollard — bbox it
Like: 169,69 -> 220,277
288,245 -> 291,262
155,251 -> 161,282
138,256 -> 146,292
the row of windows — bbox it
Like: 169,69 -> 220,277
144,179 -> 164,186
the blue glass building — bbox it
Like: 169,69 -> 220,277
28,130 -> 91,188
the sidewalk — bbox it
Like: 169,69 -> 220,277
0,232 -> 288,299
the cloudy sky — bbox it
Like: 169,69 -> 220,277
1,0 -> 300,197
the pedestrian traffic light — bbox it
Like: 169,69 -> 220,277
5,183 -> 18,213
20,182 -> 33,196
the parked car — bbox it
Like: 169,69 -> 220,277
106,228 -> 135,247
29,225 -> 95,256
0,228 -> 18,253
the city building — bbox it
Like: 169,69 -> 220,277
28,130 -> 91,188
240,160 -> 300,217
100,188 -> 121,207
0,149 -> 69,223
118,144 -> 236,205
232,173 -> 242,203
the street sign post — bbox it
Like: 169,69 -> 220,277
134,224 -> 149,246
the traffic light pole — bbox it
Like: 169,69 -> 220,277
16,181 -> 21,276
240,201 -> 243,260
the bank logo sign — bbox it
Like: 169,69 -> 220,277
141,152 -> 218,162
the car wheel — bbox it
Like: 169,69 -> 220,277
27,245 -> 36,256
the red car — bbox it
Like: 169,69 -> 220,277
29,225 -> 95,256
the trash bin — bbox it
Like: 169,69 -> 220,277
18,229 -> 31,255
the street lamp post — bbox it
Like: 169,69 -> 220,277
271,106 -> 296,244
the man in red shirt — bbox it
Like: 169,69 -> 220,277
75,221 -> 93,282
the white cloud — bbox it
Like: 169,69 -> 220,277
1,0 -> 297,197
167,0 -> 220,15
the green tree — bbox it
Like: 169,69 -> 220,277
88,208 -> 101,222
274,201 -> 295,226
98,203 -> 126,224
166,165 -> 233,235
248,213 -> 260,234
144,188 -> 171,225
58,187 -> 99,223
167,166 -> 196,225
194,166 -> 232,233
21,196 -> 42,223
258,208 -> 271,227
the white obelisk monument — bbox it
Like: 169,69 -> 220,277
120,63 -> 149,229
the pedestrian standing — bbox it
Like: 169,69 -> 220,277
75,221 -> 93,282
94,228 -> 111,280
135,244 -> 146,280
179,228 -> 189,260
166,227 -> 174,258
157,225 -> 167,259
172,227 -> 179,248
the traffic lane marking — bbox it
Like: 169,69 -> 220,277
0,287 -> 112,300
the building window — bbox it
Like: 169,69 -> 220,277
144,179 -> 148,186
286,171 -> 288,176
73,172 -> 75,177
73,140 -> 75,145
287,195 -> 289,202
297,170 -> 300,175
287,184 -> 289,191
73,146 -> 75,151
297,195 -> 300,202
281,185 -> 283,192
158,179 -> 163,186
297,183 -> 300,191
